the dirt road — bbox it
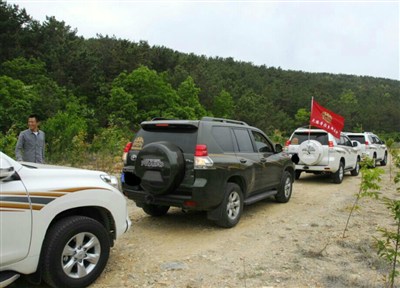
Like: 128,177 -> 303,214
14,163 -> 397,287
91,163 -> 396,288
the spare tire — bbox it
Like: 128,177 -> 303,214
135,142 -> 185,195
298,140 -> 323,165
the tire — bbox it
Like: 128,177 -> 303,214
135,141 -> 185,195
295,170 -> 302,180
215,183 -> 243,228
275,171 -> 293,203
142,204 -> 170,217
332,161 -> 344,184
380,153 -> 387,166
298,140 -> 323,165
350,158 -> 360,176
42,216 -> 110,288
367,154 -> 377,168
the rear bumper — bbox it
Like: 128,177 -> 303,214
295,164 -> 337,173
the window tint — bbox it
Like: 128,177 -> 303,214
347,135 -> 365,144
233,129 -> 254,153
212,126 -> 234,152
252,131 -> 273,153
291,132 -> 329,145
339,136 -> 352,147
135,129 -> 197,153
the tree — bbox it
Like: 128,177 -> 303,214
212,89 -> 234,119
176,76 -> 206,119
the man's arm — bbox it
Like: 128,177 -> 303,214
15,132 -> 24,161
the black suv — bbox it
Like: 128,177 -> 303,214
122,117 -> 295,228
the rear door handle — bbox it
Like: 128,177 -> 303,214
260,158 -> 267,163
240,159 -> 247,163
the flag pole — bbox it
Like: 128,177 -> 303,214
308,97 -> 313,142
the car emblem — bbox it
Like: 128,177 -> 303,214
141,159 -> 164,168
130,154 -> 137,161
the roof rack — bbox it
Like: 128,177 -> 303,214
201,117 -> 248,126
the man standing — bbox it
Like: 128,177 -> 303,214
15,114 -> 45,163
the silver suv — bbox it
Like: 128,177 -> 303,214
344,132 -> 387,167
285,128 -> 362,184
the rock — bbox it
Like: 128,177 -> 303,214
160,261 -> 189,271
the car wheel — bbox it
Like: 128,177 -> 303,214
332,162 -> 344,184
215,183 -> 243,228
142,204 -> 170,216
380,153 -> 387,166
42,216 -> 110,288
275,171 -> 293,203
295,170 -> 302,180
370,155 -> 377,168
351,158 -> 360,176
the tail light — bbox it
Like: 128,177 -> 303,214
285,140 -> 291,147
328,141 -> 334,148
365,141 -> 369,146
195,144 -> 208,156
194,144 -> 213,169
122,142 -> 133,163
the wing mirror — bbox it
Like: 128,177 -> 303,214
275,144 -> 283,153
0,158 -> 15,180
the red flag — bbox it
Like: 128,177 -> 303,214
310,99 -> 344,139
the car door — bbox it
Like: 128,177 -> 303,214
372,135 -> 386,160
0,159 -> 32,266
250,130 -> 281,190
232,128 -> 262,194
338,135 -> 357,169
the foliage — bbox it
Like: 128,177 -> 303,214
375,149 -> 400,287
0,126 -> 18,156
1,1 -> 399,165
343,158 -> 384,238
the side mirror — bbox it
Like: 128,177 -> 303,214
0,166 -> 14,180
0,158 -> 15,180
275,143 -> 283,153
352,141 -> 359,147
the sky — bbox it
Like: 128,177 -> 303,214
8,0 -> 400,80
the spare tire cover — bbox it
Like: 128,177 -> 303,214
298,140 -> 323,165
135,141 -> 185,195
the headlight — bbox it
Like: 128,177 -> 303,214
100,174 -> 120,190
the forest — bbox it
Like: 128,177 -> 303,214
1,1 -> 399,165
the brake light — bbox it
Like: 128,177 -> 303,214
194,144 -> 213,169
195,144 -> 208,156
328,141 -> 334,148
124,142 -> 132,153
155,123 -> 169,127
285,140 -> 291,146
122,142 -> 132,163
365,141 -> 369,146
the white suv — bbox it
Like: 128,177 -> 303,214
344,132 -> 387,167
285,128 -> 362,184
0,152 -> 131,288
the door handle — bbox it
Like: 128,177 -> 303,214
240,159 -> 247,164
260,158 -> 267,163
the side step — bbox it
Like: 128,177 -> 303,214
244,189 -> 277,205
0,271 -> 20,288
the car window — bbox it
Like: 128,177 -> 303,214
347,135 -> 365,144
135,128 -> 197,153
339,136 -> 352,147
233,129 -> 254,153
251,131 -> 273,153
212,126 -> 234,153
291,132 -> 329,145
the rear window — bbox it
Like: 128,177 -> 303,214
134,125 -> 198,153
347,135 -> 365,144
291,132 -> 329,145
